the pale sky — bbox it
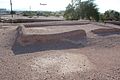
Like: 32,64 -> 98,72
0,0 -> 120,13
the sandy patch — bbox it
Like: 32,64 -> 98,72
0,27 -> 17,49
29,51 -> 95,76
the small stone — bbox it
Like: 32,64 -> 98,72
2,33 -> 5,35
18,67 -> 20,69
44,78 -> 47,80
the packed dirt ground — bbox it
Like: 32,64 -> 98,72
0,21 -> 120,80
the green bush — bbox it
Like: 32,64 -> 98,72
64,0 -> 99,21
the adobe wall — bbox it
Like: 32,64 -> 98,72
2,19 -> 63,23
17,26 -> 87,46
91,28 -> 120,35
24,21 -> 90,27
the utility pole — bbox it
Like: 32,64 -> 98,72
10,0 -> 13,18
29,6 -> 31,11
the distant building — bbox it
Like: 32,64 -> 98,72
0,8 -> 9,15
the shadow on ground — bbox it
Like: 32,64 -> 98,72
91,28 -> 120,36
12,40 -> 86,55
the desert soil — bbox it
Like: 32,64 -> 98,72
0,22 -> 120,80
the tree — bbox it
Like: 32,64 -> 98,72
64,4 -> 79,20
104,10 -> 120,21
77,0 -> 99,21
64,0 -> 99,21
99,13 -> 105,22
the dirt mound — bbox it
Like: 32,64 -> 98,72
91,28 -> 120,36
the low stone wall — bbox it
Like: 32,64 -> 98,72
105,21 -> 120,26
91,28 -> 120,36
17,26 -> 87,46
2,19 -> 64,23
24,21 -> 90,27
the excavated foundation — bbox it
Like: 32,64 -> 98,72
12,25 -> 87,54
